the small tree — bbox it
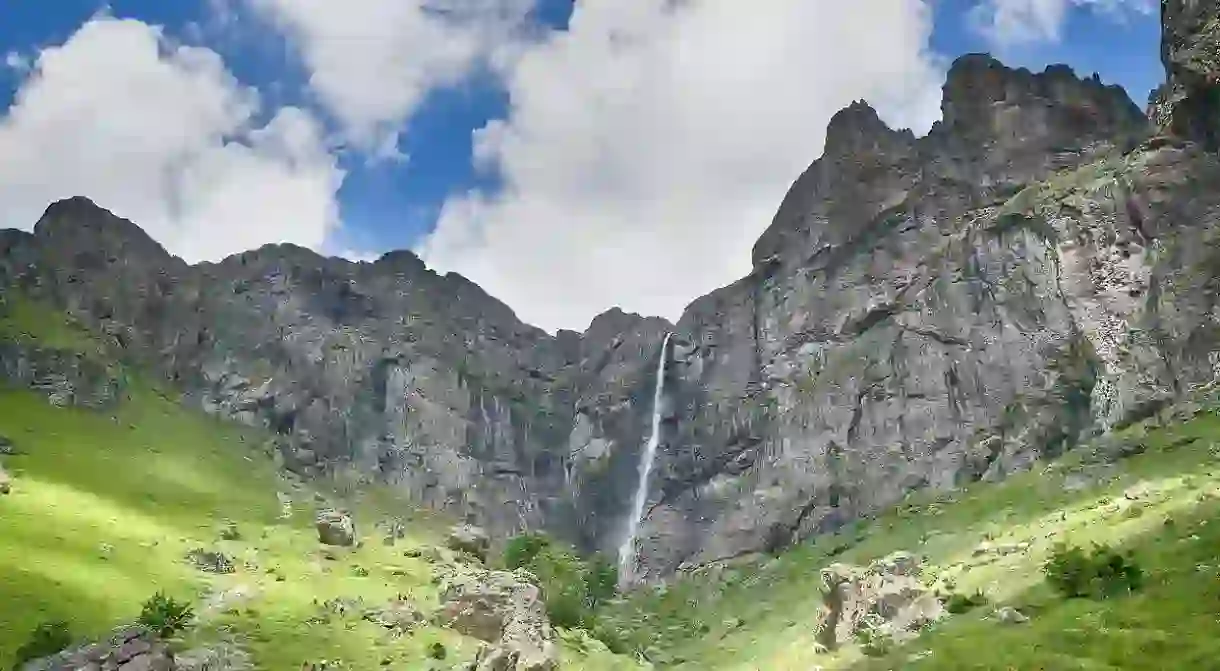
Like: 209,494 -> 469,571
1044,542 -> 1143,599
529,546 -> 591,628
503,532 -> 552,570
586,554 -> 619,608
138,592 -> 195,638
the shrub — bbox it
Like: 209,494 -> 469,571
853,614 -> 894,657
501,533 -> 620,631
12,621 -> 73,669
503,532 -> 552,570
529,546 -> 591,628
586,554 -> 619,607
1044,542 -> 1144,599
945,590 -> 990,614
427,642 -> 446,660
138,592 -> 195,638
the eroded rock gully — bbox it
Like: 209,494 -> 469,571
3,9 -> 1220,581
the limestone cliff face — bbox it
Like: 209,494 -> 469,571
4,12 -> 1220,579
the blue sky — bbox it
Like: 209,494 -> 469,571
0,0 -> 1164,331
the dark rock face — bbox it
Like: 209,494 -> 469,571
3,11 -> 1219,580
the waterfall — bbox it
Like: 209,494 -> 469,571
617,332 -> 672,582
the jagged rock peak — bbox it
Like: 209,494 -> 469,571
583,306 -> 671,337
822,100 -> 916,158
941,53 -> 1145,134
33,196 -> 174,262
372,249 -> 428,274
1150,0 -> 1220,148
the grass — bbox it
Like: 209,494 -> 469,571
0,294 -> 102,354
0,291 -> 642,670
598,400 -> 1220,670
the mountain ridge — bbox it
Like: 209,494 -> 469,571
4,1 -> 1219,584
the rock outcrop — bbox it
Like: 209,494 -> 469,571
447,524 -> 492,561
814,552 -> 944,651
437,569 -> 558,671
1150,0 -> 1220,148
20,626 -> 173,671
3,5 -> 1219,582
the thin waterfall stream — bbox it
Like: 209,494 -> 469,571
617,332 -> 672,581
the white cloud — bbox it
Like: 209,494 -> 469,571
419,0 -> 945,333
244,0 -> 534,153
970,0 -> 1156,46
4,51 -> 30,73
0,15 -> 345,262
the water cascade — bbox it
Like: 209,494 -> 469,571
617,332 -> 672,581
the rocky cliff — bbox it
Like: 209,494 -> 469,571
4,6 -> 1219,581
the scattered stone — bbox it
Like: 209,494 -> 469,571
813,551 -> 945,652
0,434 -> 14,455
994,606 -> 1029,625
99,543 -> 115,559
185,548 -> 236,574
362,598 -> 425,634
0,466 -> 10,495
437,568 -> 558,671
175,641 -> 253,671
316,510 -> 357,547
446,525 -> 490,562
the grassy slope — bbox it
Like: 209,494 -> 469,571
0,296 -> 639,671
602,403 -> 1220,671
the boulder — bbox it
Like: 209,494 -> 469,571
0,466 -> 10,495
814,551 -> 945,651
316,510 -> 357,547
995,606 -> 1029,625
438,569 -> 557,671
446,524 -> 491,561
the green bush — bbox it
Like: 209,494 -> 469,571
529,546 -> 591,628
12,621 -> 73,669
945,590 -> 990,614
503,532 -> 552,570
500,533 -> 620,631
853,614 -> 894,657
427,641 -> 446,660
138,592 -> 195,638
586,554 -> 619,606
1044,542 -> 1144,599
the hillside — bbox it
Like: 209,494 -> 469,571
0,294 -> 641,670
594,393 -> 1220,669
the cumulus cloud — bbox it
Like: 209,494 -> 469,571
244,0 -> 534,153
971,0 -> 1156,46
419,0 -> 945,333
0,15 -> 345,262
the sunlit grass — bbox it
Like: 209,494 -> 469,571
0,385 -> 642,670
